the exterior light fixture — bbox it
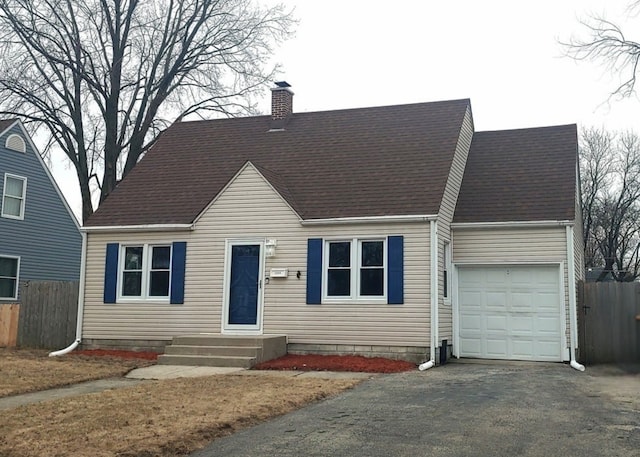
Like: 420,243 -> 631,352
265,239 -> 277,257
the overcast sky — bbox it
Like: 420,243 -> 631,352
52,0 -> 640,220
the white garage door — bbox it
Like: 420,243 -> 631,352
458,265 -> 563,362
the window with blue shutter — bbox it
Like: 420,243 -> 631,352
387,235 -> 404,304
306,235 -> 404,304
306,238 -> 323,304
104,243 -> 119,303
103,241 -> 187,303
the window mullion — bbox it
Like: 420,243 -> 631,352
353,238 -> 359,299
142,244 -> 150,299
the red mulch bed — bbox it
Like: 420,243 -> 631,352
254,354 -> 416,373
72,349 -> 159,361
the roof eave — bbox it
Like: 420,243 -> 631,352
82,223 -> 195,233
300,214 -> 438,226
451,220 -> 575,229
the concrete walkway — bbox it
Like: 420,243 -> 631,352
0,377 -> 142,411
0,365 -> 374,411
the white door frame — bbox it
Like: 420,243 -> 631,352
453,262 -> 568,361
221,238 -> 265,334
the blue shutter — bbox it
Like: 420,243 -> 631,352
387,236 -> 404,304
170,241 -> 187,304
104,243 -> 119,303
306,238 -> 323,304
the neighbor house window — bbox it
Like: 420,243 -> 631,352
0,256 -> 19,300
324,239 -> 386,301
2,174 -> 27,220
119,244 -> 172,300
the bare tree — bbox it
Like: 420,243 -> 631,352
564,2 -> 640,99
0,0 -> 293,222
580,128 -> 640,281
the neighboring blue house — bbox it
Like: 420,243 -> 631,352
0,119 -> 82,302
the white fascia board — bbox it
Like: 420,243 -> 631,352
451,220 -> 574,229
82,223 -> 195,233
300,214 -> 438,226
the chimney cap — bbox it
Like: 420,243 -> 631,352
274,81 -> 291,88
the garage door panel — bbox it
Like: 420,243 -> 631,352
511,292 -> 534,310
510,315 -> 534,334
535,340 -> 564,360
460,291 -> 482,308
486,315 -> 507,331
458,266 -> 563,362
460,338 -> 482,356
536,316 -> 561,334
485,339 -> 508,358
486,291 -> 507,309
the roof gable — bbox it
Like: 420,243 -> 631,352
453,124 -> 578,223
86,99 -> 471,227
194,161 -> 302,223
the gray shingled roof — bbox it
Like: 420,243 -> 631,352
0,119 -> 18,134
453,125 -> 578,223
86,99 -> 471,226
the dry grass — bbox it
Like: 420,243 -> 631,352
0,348 -> 153,397
0,374 -> 360,457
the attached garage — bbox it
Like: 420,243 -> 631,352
457,265 -> 565,362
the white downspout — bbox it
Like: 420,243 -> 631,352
565,225 -> 585,371
49,230 -> 87,357
419,220 -> 438,371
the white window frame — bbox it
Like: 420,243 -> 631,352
117,244 -> 172,302
323,238 -> 387,303
444,241 -> 451,304
0,255 -> 20,300
2,174 -> 27,220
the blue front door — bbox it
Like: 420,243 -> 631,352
228,244 -> 260,325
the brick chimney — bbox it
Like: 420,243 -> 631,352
270,81 -> 293,130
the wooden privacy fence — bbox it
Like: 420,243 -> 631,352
17,280 -> 79,349
0,304 -> 20,346
578,281 -> 640,364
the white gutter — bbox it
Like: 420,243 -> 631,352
419,220 -> 438,371
49,231 -> 88,357
451,220 -> 574,229
301,214 -> 438,226
83,223 -> 195,232
565,225 -> 585,371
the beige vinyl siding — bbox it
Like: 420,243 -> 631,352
436,106 -> 473,343
82,163 -> 432,347
452,226 -> 571,346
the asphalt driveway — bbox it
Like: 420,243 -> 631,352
192,361 -> 639,457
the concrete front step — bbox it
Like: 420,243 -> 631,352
172,334 -> 284,347
157,354 -> 256,368
164,345 -> 260,357
159,334 -> 287,368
